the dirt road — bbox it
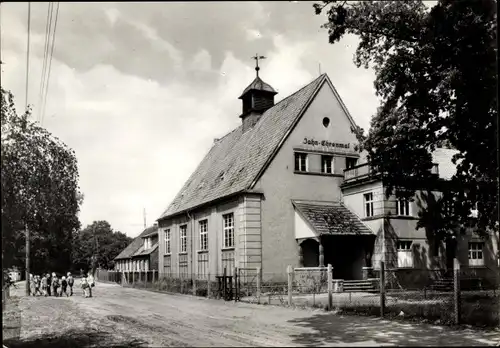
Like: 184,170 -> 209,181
5,281 -> 500,347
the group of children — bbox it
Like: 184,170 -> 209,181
29,272 -> 96,298
29,272 -> 75,297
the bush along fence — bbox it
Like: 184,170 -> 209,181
97,258 -> 499,328
2,284 -> 10,312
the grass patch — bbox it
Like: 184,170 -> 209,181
332,293 -> 499,328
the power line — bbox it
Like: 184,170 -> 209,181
38,2 -> 53,123
41,2 -> 60,126
24,3 -> 31,111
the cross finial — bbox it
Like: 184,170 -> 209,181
251,54 -> 266,77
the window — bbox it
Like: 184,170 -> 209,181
165,229 -> 171,254
199,219 -> 208,251
346,157 -> 358,169
144,237 -> 151,250
396,199 -> 411,216
223,213 -> 234,248
397,241 -> 414,268
364,192 -> 374,217
294,152 -> 308,172
179,225 -> 187,253
468,242 -> 484,266
321,155 -> 334,174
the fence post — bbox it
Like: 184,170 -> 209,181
234,267 -> 238,303
287,265 -> 293,307
207,272 -> 211,299
193,273 -> 197,296
327,264 -> 333,311
223,267 -> 227,300
453,258 -> 461,325
380,261 -> 385,318
256,267 -> 261,304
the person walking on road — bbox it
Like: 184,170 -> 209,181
67,272 -> 74,296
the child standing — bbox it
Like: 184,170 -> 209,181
41,275 -> 48,296
46,273 -> 52,296
57,277 -> 63,297
81,277 -> 90,298
34,275 -> 41,296
87,273 -> 95,298
29,274 -> 35,296
52,274 -> 59,297
61,276 -> 68,297
67,272 -> 74,296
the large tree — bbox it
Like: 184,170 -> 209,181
71,220 -> 132,274
1,88 -> 83,274
314,0 -> 498,242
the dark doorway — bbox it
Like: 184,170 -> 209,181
322,235 -> 375,280
301,239 -> 319,267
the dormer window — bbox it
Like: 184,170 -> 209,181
144,237 -> 151,250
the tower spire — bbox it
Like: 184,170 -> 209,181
251,53 -> 266,77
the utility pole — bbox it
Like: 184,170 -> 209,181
24,2 -> 32,297
143,208 -> 146,229
92,223 -> 97,277
25,223 -> 30,296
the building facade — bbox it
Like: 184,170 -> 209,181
155,71 -> 499,284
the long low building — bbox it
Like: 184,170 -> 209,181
114,225 -> 159,272
153,68 -> 498,284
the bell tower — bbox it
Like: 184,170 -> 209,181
239,54 -> 278,132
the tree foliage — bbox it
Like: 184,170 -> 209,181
315,0 -> 498,241
71,220 -> 132,273
1,88 -> 83,274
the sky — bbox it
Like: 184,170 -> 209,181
1,1 -> 381,238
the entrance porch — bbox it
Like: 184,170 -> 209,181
293,200 -> 375,280
298,235 -> 375,280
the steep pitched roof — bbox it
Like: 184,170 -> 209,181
158,74 -> 327,220
292,200 -> 373,236
114,226 -> 158,261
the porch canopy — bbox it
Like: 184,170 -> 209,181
292,200 -> 372,238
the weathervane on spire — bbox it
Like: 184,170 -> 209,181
252,54 -> 266,77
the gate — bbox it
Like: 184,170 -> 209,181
215,267 -> 239,301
